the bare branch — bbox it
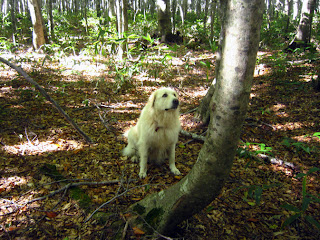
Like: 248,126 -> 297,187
0,56 -> 93,144
180,130 -> 206,142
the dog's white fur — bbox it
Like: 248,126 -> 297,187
122,87 -> 181,178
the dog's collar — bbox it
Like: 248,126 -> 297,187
155,124 -> 165,132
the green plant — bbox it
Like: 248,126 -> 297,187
0,37 -> 18,52
209,40 -> 218,53
112,58 -> 140,91
54,84 -> 68,95
237,142 -> 273,167
234,184 -> 279,206
269,52 -> 289,75
258,107 -> 271,115
161,54 -> 173,67
141,33 -> 155,46
200,60 -> 212,82
281,167 -> 320,230
281,137 -> 313,154
82,99 -> 90,107
313,132 -> 320,140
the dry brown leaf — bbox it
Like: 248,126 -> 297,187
132,226 -> 145,235
45,211 -> 59,218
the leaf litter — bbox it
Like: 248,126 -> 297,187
0,48 -> 319,239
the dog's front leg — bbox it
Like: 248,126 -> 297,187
138,144 -> 148,178
168,144 -> 181,175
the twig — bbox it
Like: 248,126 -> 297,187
94,102 -> 116,131
181,107 -> 197,115
41,178 -> 95,186
121,217 -> 129,240
256,153 -> 299,171
0,179 -> 126,217
85,189 -> 128,223
180,130 -> 206,142
26,183 -> 72,205
245,117 -> 276,130
85,183 -> 150,223
0,56 -> 93,144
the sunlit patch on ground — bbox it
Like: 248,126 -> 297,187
272,121 -> 311,131
0,48 -> 319,239
0,175 -> 38,218
2,139 -> 83,155
292,134 -> 320,143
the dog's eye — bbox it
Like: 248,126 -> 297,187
162,93 -> 168,98
173,93 -> 177,97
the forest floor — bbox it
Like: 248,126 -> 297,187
0,45 -> 319,239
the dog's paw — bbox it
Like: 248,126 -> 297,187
131,156 -> 138,163
170,166 -> 181,176
139,170 -> 147,178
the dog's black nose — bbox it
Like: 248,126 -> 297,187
172,99 -> 179,108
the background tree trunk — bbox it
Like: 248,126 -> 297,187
28,0 -> 46,49
157,0 -> 172,42
210,0 -> 217,41
296,0 -> 315,43
203,0 -> 209,34
196,0 -> 227,125
129,0 -> 264,235
171,0 -> 177,32
115,0 -> 128,60
286,0 -> 316,51
47,0 -> 54,40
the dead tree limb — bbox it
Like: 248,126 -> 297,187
180,130 -> 300,172
0,56 -> 93,144
180,130 -> 206,142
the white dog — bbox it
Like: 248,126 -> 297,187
122,87 -> 181,178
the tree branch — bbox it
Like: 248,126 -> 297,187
0,56 -> 93,144
0,179 -> 126,217
180,130 -> 206,142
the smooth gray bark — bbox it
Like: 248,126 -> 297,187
129,0 -> 264,236
28,0 -> 46,49
286,0 -> 316,51
115,0 -> 128,60
295,0 -> 316,43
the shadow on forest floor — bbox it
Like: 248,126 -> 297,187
0,47 -> 319,239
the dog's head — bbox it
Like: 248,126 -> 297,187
149,88 -> 179,111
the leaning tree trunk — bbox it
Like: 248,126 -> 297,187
128,0 -> 264,236
286,0 -> 316,51
28,0 -> 46,49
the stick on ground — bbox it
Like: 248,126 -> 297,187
0,56 -> 93,144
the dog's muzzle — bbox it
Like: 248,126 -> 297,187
165,99 -> 179,111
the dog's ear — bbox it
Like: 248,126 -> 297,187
148,91 -> 157,108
